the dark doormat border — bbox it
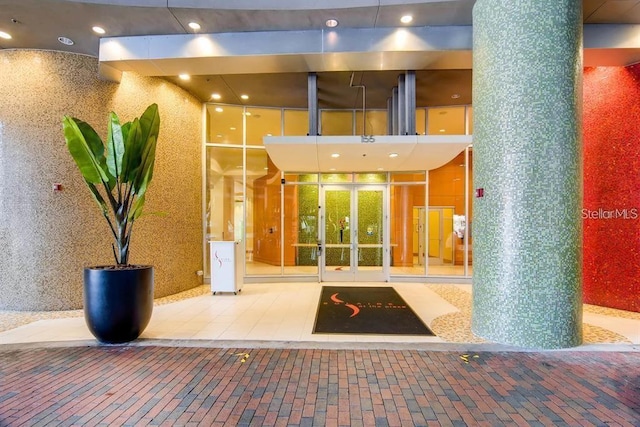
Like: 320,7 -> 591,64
313,286 -> 434,336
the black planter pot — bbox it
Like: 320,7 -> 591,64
84,265 -> 154,344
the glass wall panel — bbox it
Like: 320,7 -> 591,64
206,104 -> 244,145
205,146 -> 244,276
247,150 -> 280,275
416,108 -> 427,135
320,173 -> 353,183
284,109 -> 309,136
390,172 -> 425,183
428,151 -> 467,276
355,173 -> 387,183
355,110 -> 387,135
284,182 -> 319,275
246,107 -> 282,146
321,111 -> 353,135
389,183 -> 426,276
467,106 -> 474,135
427,106 -> 466,135
285,173 -> 318,183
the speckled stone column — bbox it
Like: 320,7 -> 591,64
471,1 -> 583,348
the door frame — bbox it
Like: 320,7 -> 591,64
319,184 -> 389,282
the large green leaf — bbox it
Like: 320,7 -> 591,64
62,116 -> 110,184
106,112 -> 125,182
121,119 -> 143,184
138,103 -> 160,153
132,134 -> 158,198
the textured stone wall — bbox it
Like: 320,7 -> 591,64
583,66 -> 640,313
0,50 -> 202,310
471,1 -> 583,348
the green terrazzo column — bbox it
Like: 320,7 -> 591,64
471,0 -> 583,348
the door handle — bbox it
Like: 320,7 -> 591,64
317,241 -> 322,256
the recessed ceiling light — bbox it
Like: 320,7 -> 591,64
245,111 -> 252,116
0,31 -> 11,40
331,153 -> 340,158
188,22 -> 201,31
240,94 -> 249,100
178,73 -> 190,80
211,93 -> 221,100
377,167 -> 384,171
389,153 -> 399,158
92,26 -> 105,35
215,107 -> 223,112
329,168 -> 336,171
266,133 -> 272,137
57,36 -> 74,46
325,19 -> 339,28
230,127 -> 236,130
400,15 -> 413,24
439,129 -> 446,132
216,134 -> 222,138
451,93 -> 461,99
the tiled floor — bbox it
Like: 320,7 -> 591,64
1,282 -> 638,347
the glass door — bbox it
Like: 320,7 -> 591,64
320,185 -> 387,281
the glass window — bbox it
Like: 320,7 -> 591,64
284,109 -> 309,136
416,108 -> 427,135
355,173 -> 387,183
466,106 -> 473,135
320,173 -> 352,183
284,183 -> 319,275
355,110 -> 387,135
284,173 -> 318,183
246,107 -> 282,146
321,110 -> 353,136
428,152 -> 467,276
390,172 -> 426,183
427,106 -> 466,135
205,146 -> 244,277
246,150 -> 280,275
206,104 -> 244,145
389,183 -> 426,277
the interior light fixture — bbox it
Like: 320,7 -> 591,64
245,111 -> 252,116
178,73 -> 190,80
57,36 -> 74,46
329,168 -> 336,171
0,31 -> 11,40
92,26 -> 105,35
230,127 -> 236,130
211,93 -> 221,100
331,153 -> 340,158
325,19 -> 339,28
240,94 -> 249,100
377,167 -> 384,171
389,153 -> 399,158
451,93 -> 461,99
439,129 -> 446,132
188,22 -> 201,31
215,107 -> 223,112
400,15 -> 413,24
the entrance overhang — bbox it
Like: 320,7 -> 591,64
263,135 -> 472,172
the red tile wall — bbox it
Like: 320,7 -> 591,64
583,66 -> 640,313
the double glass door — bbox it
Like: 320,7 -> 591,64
320,185 -> 387,281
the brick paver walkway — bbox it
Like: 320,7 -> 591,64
0,345 -> 638,426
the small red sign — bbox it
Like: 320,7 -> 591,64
475,188 -> 484,198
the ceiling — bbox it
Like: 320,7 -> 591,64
2,0 -> 640,109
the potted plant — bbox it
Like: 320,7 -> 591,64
62,103 -> 160,344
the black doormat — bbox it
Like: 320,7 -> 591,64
313,286 -> 434,335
